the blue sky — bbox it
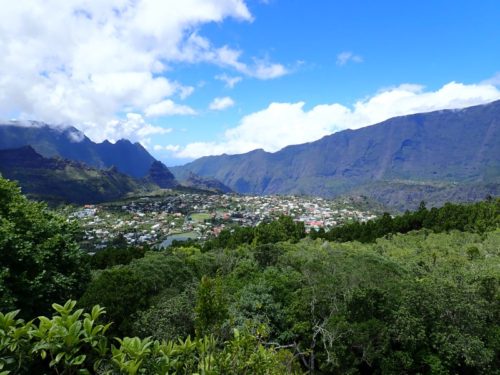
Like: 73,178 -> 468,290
1,0 -> 500,166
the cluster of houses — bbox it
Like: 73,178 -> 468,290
68,193 -> 379,249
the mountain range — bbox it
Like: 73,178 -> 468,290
1,101 -> 499,209
0,122 -> 232,198
0,122 -> 155,178
172,100 -> 500,209
0,146 -> 233,203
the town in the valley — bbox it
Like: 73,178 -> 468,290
62,192 -> 382,250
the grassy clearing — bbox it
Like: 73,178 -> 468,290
190,213 -> 212,222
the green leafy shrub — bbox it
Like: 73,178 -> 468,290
0,301 -> 300,374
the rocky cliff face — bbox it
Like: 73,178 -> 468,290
146,161 -> 178,189
182,172 -> 233,193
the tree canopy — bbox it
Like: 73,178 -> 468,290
1,178 -> 499,374
0,177 -> 90,318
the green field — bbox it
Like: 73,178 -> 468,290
189,212 -> 212,222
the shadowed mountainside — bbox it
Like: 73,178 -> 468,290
0,146 -> 157,204
0,122 -> 156,178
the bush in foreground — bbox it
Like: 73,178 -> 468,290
0,300 -> 300,374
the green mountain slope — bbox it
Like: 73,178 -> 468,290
0,146 -> 156,204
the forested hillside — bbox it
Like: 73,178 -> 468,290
1,176 -> 499,374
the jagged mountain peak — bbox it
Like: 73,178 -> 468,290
0,123 -> 157,178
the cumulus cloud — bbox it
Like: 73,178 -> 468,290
172,81 -> 500,158
181,35 -> 289,79
83,113 -> 172,145
179,86 -> 195,99
336,51 -> 363,66
215,73 -> 243,88
252,60 -> 289,79
154,144 -> 181,152
145,100 -> 196,117
0,0 -> 285,143
209,96 -> 235,111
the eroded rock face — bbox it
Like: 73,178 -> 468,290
183,172 -> 233,193
147,161 -> 178,189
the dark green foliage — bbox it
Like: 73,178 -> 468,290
254,215 -> 306,245
169,237 -> 202,250
203,226 -> 255,251
61,200 -> 500,373
0,177 -> 90,318
80,252 -> 194,335
203,215 -> 306,251
79,267 -> 149,334
316,199 -> 499,243
181,213 -> 498,374
385,278 -> 498,374
2,185 -> 499,374
195,274 -> 228,337
90,245 -> 146,269
132,286 -> 197,341
253,243 -> 284,268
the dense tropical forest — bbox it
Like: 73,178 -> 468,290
1,176 -> 499,374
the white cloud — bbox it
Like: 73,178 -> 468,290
481,72 -> 500,87
209,96 -> 235,111
154,144 -> 181,152
179,86 -> 195,99
173,81 -> 500,158
252,60 -> 289,79
215,73 -> 243,88
81,113 -> 172,145
145,100 -> 196,117
336,51 -> 363,66
0,0 -> 286,143
179,34 -> 289,79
